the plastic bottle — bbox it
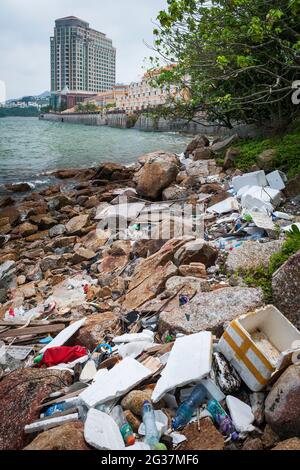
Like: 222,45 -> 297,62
172,384 -> 206,430
142,401 -> 167,450
207,399 -> 238,440
111,406 -> 135,446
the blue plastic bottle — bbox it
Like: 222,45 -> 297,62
172,384 -> 206,430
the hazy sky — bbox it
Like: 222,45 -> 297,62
0,0 -> 167,99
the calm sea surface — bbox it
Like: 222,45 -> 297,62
0,117 -> 190,188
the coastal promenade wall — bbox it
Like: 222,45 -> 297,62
40,112 -> 262,138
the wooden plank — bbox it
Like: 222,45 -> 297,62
0,324 -> 65,339
0,319 -> 71,327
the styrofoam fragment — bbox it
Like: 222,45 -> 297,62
207,197 -> 239,215
266,171 -> 287,191
80,357 -> 153,408
40,319 -> 86,354
232,171 -> 267,192
152,332 -> 212,403
113,330 -> 154,344
226,396 -> 255,433
84,409 -> 125,450
80,360 -> 97,383
25,414 -> 79,434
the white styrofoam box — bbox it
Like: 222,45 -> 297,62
266,171 -> 287,191
152,331 -> 212,403
241,186 -> 282,213
84,409 -> 125,450
219,305 -> 300,391
39,319 -> 86,354
226,396 -> 255,433
232,171 -> 267,192
80,357 -> 153,408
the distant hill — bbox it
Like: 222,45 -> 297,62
7,91 -> 51,103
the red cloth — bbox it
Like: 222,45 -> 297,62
39,346 -> 88,367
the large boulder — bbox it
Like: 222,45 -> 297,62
184,135 -> 210,157
265,364 -> 300,439
5,182 -> 33,192
66,214 -> 89,235
174,239 -> 218,268
226,240 -> 283,273
134,151 -> 180,199
24,423 -> 90,451
272,250 -> 300,329
0,368 -> 72,450
72,312 -> 119,351
159,287 -> 264,336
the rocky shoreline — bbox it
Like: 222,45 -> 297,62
0,134 -> 300,451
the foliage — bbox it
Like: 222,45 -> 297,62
243,225 -> 300,301
233,123 -> 300,177
150,0 -> 300,128
126,113 -> 139,128
76,102 -> 99,113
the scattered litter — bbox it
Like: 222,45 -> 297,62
207,197 -> 239,215
232,171 -> 267,192
25,413 -> 79,434
39,346 -> 88,368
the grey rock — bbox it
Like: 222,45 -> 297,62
49,224 -> 66,238
272,250 -> 300,329
211,134 -> 238,153
0,260 -> 16,289
250,392 -> 265,426
159,287 -> 264,335
174,238 -> 218,268
265,364 -> 300,438
226,240 -> 283,273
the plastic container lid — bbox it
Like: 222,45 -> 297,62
126,435 -> 136,446
154,442 -> 168,451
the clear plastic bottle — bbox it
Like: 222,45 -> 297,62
111,406 -> 135,446
207,399 -> 238,440
142,401 -> 167,450
41,397 -> 80,418
172,384 -> 206,430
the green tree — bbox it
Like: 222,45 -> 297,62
150,0 -> 300,128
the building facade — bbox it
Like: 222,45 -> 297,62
115,68 -> 178,112
50,16 -> 116,105
86,84 -> 128,108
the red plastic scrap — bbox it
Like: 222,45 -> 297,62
39,346 -> 88,367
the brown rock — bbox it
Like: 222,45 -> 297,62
192,147 -> 213,161
272,438 -> 300,451
66,214 -> 89,235
261,425 -> 281,449
17,222 -> 38,237
257,149 -> 277,170
25,230 -> 49,242
51,236 -> 77,249
0,207 -> 20,226
24,422 -> 89,451
180,418 -> 224,451
98,254 -> 129,274
134,152 -> 180,199
184,135 -> 210,157
121,390 -> 153,416
200,182 -> 223,193
223,147 -> 240,170
40,255 -> 63,272
284,174 -> 300,198
0,196 -> 15,208
71,247 -> 96,264
5,182 -> 32,192
0,368 -> 72,450
73,312 -> 119,351
94,162 -> 125,180
179,263 -> 207,278
29,215 -> 57,229
84,196 -> 100,209
242,438 -> 263,451
174,239 -> 218,268
47,194 -> 73,211
53,169 -> 80,179
265,364 -> 300,439
132,239 -> 166,258
272,250 -> 300,329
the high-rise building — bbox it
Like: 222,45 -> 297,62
50,16 -> 116,97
